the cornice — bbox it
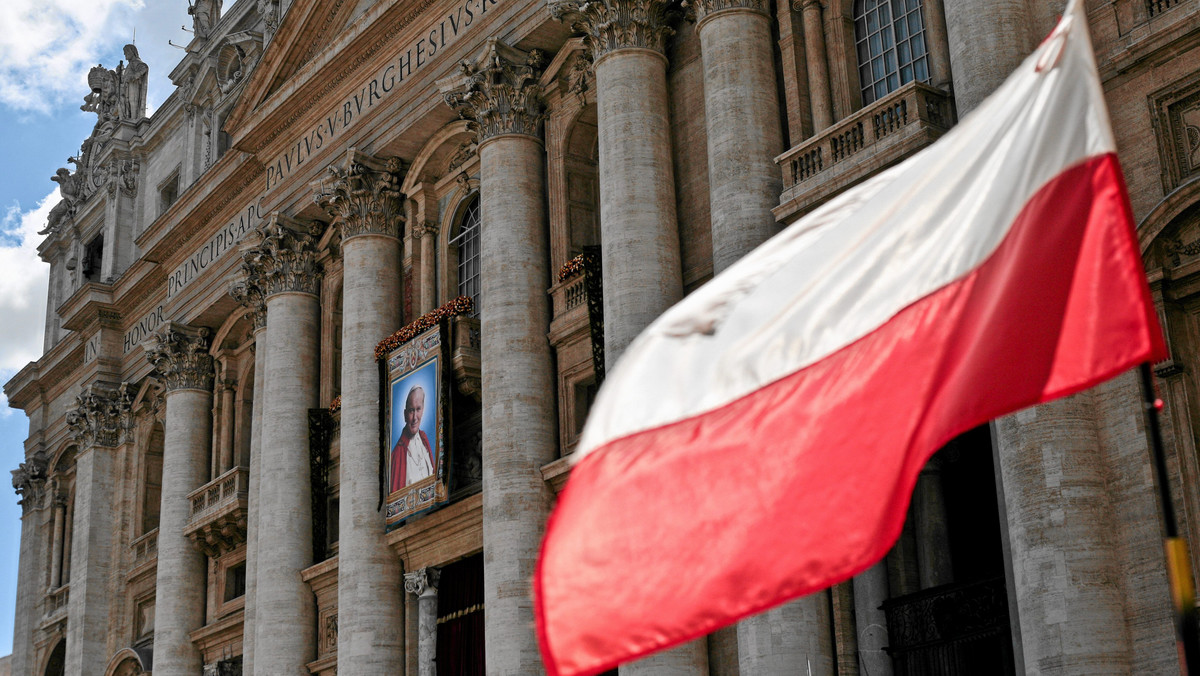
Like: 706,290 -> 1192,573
229,0 -> 441,157
57,282 -> 115,331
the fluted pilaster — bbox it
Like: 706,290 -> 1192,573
447,40 -> 558,675
146,324 -> 214,676
315,150 -> 408,676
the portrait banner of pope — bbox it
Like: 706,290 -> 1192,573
383,324 -> 449,528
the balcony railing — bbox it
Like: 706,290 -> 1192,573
131,528 -> 158,568
184,466 -> 249,558
43,583 -> 69,625
881,576 -> 1014,675
775,81 -> 954,222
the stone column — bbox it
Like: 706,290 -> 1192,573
993,396 -> 1133,671
852,562 -> 892,676
944,0 -> 1031,114
551,1 -> 704,670
801,0 -> 833,132
144,326 -> 215,676
315,150 -> 407,675
553,0 -> 685,362
417,222 -> 438,315
913,457 -> 953,589
10,452 -> 49,676
48,492 -> 66,589
63,382 -> 133,676
241,215 -> 323,674
694,0 -> 784,273
923,0 -> 953,92
736,593 -> 834,676
229,280 -> 268,676
404,568 -> 441,676
219,373 -> 236,472
445,39 -> 558,675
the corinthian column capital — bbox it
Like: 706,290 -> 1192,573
444,39 -> 547,144
552,0 -> 682,62
313,150 -> 407,240
240,214 -> 325,297
11,451 -> 48,512
66,381 -> 135,447
229,274 -> 268,331
404,567 -> 441,597
692,0 -> 767,22
144,323 -> 216,393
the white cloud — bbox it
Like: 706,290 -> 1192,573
0,0 -> 146,112
0,192 -> 53,416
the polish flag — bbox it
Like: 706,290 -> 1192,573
534,1 -> 1167,674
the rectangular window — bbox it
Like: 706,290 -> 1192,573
159,170 -> 180,215
224,562 -> 247,602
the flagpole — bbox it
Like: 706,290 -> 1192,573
1139,362 -> 1200,673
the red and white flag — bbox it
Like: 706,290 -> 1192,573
535,1 -> 1166,674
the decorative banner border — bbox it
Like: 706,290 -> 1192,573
382,324 -> 449,529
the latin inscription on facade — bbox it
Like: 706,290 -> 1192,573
263,0 -> 501,192
123,305 -> 166,354
167,203 -> 262,299
84,335 -> 100,364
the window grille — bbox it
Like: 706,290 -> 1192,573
855,0 -> 930,105
450,195 -> 482,317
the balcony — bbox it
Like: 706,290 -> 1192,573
774,81 -> 955,223
42,584 -> 69,627
881,576 -> 1014,675
184,466 -> 249,558
452,315 -> 481,401
131,528 -> 158,568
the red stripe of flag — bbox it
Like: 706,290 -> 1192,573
535,152 -> 1165,676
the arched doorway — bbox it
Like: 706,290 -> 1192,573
43,639 -> 65,676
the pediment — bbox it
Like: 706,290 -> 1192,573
225,0 -> 363,131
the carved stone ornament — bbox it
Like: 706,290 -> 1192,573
229,275 -> 268,331
690,0 -> 767,20
66,382 -> 135,448
144,323 -> 216,393
11,451 -> 48,512
314,151 -> 407,240
41,44 -> 149,237
444,39 -> 548,143
551,0 -> 684,61
240,216 -> 325,297
404,567 -> 441,596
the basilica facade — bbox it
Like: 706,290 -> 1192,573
8,0 -> 1200,674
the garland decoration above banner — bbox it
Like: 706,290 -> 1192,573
329,395 -> 341,413
558,253 -> 585,282
375,295 -> 475,361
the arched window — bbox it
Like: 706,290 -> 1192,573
855,0 -> 930,105
450,194 -> 482,317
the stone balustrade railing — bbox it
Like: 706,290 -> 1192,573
43,584 -> 69,626
774,81 -> 954,223
131,528 -> 158,568
184,465 -> 249,558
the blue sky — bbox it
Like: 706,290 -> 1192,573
0,0 -> 195,656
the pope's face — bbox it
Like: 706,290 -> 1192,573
404,389 -> 425,436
